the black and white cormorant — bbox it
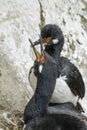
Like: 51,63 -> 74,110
24,40 -> 87,130
30,24 -> 85,112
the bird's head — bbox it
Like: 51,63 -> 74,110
34,24 -> 64,47
29,38 -> 57,76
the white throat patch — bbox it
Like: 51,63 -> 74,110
52,39 -> 59,44
39,64 -> 43,73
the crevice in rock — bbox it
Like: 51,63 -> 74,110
0,70 -> 2,76
38,0 -> 45,29
80,0 -> 87,32
80,15 -> 87,32
82,0 -> 87,11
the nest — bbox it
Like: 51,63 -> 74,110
0,110 -> 24,130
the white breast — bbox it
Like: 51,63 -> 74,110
29,68 -> 37,91
29,68 -> 78,106
51,76 -> 78,106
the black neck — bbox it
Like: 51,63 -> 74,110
24,54 -> 57,124
45,40 -> 64,60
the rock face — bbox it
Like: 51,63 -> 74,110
0,0 -> 87,129
0,0 -> 40,111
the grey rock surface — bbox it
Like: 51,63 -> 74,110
0,0 -> 87,129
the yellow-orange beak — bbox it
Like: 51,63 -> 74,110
37,52 -> 45,63
29,39 -> 45,63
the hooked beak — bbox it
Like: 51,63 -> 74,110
29,39 -> 45,63
33,38 -> 43,46
33,37 -> 52,46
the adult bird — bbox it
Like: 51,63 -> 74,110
24,40 -> 87,130
30,24 -> 85,112
24,39 -> 57,124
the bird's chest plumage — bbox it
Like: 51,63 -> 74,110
29,67 -> 78,106
51,76 -> 78,106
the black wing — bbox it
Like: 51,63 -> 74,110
59,57 -> 85,99
24,103 -> 87,130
